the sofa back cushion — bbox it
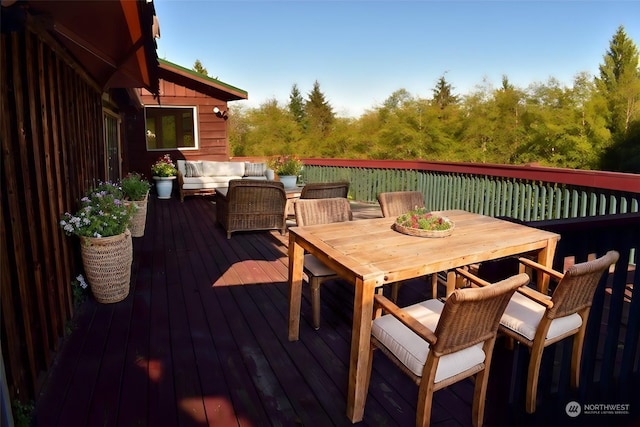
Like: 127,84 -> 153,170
184,161 -> 204,177
202,161 -> 245,177
244,162 -> 267,177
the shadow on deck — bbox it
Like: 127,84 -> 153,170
33,196 -> 638,426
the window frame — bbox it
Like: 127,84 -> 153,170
144,105 -> 199,151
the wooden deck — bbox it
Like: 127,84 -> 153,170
33,196 -> 636,426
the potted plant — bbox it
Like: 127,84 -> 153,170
270,155 -> 303,189
120,172 -> 151,237
151,154 -> 178,199
59,181 -> 136,303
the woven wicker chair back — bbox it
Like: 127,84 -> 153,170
433,273 -> 529,355
300,181 -> 349,199
548,250 -> 619,319
294,197 -> 353,227
377,191 -> 425,217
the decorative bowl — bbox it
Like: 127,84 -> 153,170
392,209 -> 455,238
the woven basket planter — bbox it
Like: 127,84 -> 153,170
126,193 -> 149,237
80,229 -> 133,303
392,219 -> 455,238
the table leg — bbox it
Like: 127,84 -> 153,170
536,238 -> 558,294
347,277 -> 376,422
288,233 -> 305,341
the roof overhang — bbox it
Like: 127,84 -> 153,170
158,58 -> 248,101
12,0 -> 159,94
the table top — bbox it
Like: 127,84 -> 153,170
288,209 -> 560,286
288,209 -> 561,423
284,186 -> 303,198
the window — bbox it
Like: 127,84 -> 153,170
103,110 -> 121,182
145,106 -> 197,150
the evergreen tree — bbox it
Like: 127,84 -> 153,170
432,75 -> 458,109
288,83 -> 306,126
192,59 -> 209,77
596,25 -> 640,136
305,80 -> 334,137
596,26 -> 640,171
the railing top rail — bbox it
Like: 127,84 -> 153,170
302,158 -> 640,193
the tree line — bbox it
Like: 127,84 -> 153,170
201,26 -> 640,173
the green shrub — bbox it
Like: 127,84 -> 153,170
120,172 -> 150,201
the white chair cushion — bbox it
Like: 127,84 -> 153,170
500,291 -> 583,341
304,254 -> 336,277
372,299 -> 486,382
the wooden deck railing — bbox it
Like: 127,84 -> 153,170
300,158 -> 640,409
300,159 -> 639,221
523,212 -> 639,408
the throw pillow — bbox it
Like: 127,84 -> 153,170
185,161 -> 203,177
245,162 -> 266,177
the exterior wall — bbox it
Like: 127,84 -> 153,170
128,79 -> 230,176
1,25 -> 109,403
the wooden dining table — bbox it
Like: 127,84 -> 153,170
287,209 -> 561,423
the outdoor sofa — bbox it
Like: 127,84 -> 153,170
176,159 -> 268,202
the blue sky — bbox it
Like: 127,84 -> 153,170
153,0 -> 640,118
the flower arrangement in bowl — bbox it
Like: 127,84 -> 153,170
59,181 -> 136,239
269,155 -> 303,177
120,172 -> 151,201
392,207 -> 454,238
151,154 -> 177,177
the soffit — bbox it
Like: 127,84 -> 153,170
22,0 -> 159,94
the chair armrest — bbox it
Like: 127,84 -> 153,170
518,257 -> 564,281
457,264 -> 554,308
516,286 -> 554,309
455,268 -> 491,287
373,294 -> 438,345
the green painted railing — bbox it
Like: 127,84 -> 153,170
301,160 -> 640,221
300,159 -> 640,409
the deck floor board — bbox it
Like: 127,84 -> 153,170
33,195 -> 622,426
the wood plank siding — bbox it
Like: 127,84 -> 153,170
129,59 -> 248,175
147,79 -> 229,156
2,25 -> 109,401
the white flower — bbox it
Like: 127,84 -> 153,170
76,274 -> 88,289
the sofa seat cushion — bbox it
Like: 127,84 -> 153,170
182,176 -> 243,190
202,161 -> 245,177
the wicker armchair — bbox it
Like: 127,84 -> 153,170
215,179 -> 287,239
367,273 -> 530,427
294,198 -> 352,329
377,191 -> 424,217
377,191 -> 439,300
456,250 -> 620,413
300,181 -> 349,199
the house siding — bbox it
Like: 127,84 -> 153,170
129,79 -> 231,176
1,25 -> 108,402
